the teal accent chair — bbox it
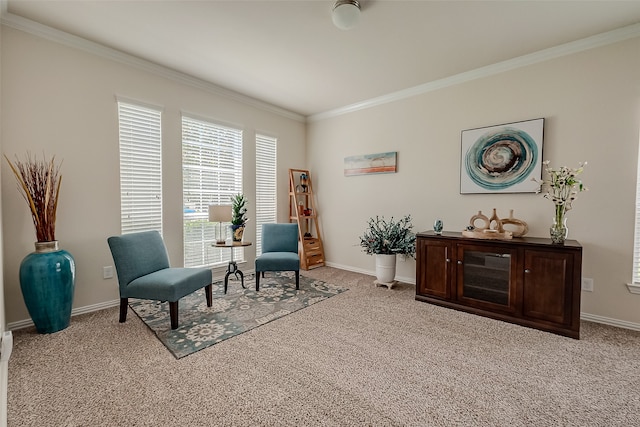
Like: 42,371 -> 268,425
107,231 -> 212,330
255,223 -> 300,291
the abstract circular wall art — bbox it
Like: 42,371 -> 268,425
460,118 -> 544,194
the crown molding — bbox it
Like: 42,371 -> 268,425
309,23 -> 640,122
0,11 -> 306,123
3,8 -> 639,124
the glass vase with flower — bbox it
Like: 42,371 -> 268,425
534,161 -> 587,244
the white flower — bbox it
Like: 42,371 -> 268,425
533,161 -> 587,213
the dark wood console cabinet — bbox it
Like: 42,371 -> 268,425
416,231 -> 582,338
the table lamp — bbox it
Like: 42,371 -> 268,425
209,204 -> 232,244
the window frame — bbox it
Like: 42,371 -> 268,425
182,114 -> 243,268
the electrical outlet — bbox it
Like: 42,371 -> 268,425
103,266 -> 114,279
582,277 -> 594,292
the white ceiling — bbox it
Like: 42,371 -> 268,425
5,1 -> 640,118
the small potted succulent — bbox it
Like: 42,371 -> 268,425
230,193 -> 248,242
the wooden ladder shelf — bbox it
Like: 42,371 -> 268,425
289,169 -> 325,270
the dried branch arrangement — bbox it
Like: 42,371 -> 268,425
4,153 -> 63,242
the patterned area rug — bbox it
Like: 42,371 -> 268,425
129,272 -> 347,359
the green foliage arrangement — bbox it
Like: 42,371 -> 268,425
359,214 -> 416,258
230,193 -> 248,226
4,153 -> 62,242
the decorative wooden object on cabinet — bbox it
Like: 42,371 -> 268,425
416,231 -> 582,339
289,169 -> 325,270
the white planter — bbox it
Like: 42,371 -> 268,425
375,254 -> 397,283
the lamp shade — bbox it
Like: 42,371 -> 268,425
208,205 -> 232,223
332,0 -> 361,30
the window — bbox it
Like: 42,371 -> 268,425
182,115 -> 243,267
633,140 -> 640,284
632,127 -> 640,292
117,101 -> 162,234
255,134 -> 277,256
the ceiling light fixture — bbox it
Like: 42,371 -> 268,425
332,0 -> 361,30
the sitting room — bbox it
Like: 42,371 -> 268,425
1,1 -> 640,425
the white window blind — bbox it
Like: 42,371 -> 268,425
255,134 -> 277,256
182,115 -> 243,267
117,101 -> 162,235
633,144 -> 640,283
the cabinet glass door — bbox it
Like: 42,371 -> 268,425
458,247 -> 515,309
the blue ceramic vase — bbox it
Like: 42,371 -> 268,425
19,241 -> 76,334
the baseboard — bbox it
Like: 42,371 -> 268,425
7,299 -> 121,331
6,272 -> 249,331
580,312 -> 640,332
325,261 -> 416,285
8,268 -> 640,333
327,262 -> 640,332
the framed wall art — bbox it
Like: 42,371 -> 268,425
344,151 -> 397,176
460,118 -> 544,194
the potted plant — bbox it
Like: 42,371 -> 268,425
4,153 -> 76,333
359,214 -> 416,285
230,193 -> 248,242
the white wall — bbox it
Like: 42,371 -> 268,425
0,7 -> 8,427
308,37 -> 640,327
1,26 -> 306,326
3,23 -> 640,330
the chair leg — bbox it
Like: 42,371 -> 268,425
169,301 -> 179,330
119,298 -> 128,323
256,272 -> 260,291
295,270 -> 299,290
205,284 -> 212,307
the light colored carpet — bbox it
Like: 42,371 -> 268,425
8,267 -> 640,426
